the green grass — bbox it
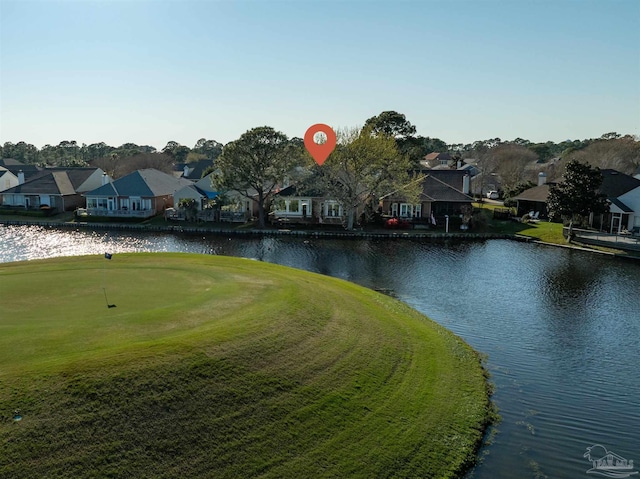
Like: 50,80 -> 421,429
0,253 -> 492,478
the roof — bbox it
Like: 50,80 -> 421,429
381,173 -> 472,203
419,174 -> 473,202
424,152 -> 451,161
0,162 -> 42,178
609,198 -> 633,213
274,184 -> 325,198
175,159 -> 214,180
599,169 -> 640,199
0,159 -> 26,166
513,184 -> 552,202
86,169 -> 192,197
2,168 -> 100,196
177,183 -> 219,200
419,169 -> 468,190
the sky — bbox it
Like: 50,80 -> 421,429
1,0 -> 639,150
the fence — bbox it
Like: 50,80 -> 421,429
564,227 -> 640,251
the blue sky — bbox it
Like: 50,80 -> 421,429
1,0 -> 639,150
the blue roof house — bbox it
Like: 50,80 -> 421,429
83,169 -> 192,219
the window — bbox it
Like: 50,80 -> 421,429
325,201 -> 342,217
288,200 -> 299,213
399,203 -> 411,217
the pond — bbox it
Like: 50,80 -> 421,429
1,224 -> 639,478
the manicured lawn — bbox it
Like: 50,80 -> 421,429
0,253 -> 492,479
511,220 -> 567,244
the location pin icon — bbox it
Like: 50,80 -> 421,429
304,124 -> 337,166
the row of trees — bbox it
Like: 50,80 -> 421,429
3,115 -> 637,183
0,138 -> 223,170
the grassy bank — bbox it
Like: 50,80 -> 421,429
0,253 -> 492,478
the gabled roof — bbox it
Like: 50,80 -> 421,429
86,169 -> 192,197
609,197 -> 633,213
418,169 -> 468,190
513,184 -> 553,202
174,159 -> 214,180
1,168 -> 99,196
424,152 -> 451,161
381,173 -> 472,203
0,161 -> 42,178
599,169 -> 640,199
419,174 -> 473,202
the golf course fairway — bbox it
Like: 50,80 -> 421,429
0,253 -> 492,478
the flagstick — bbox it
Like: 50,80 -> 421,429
102,287 -> 110,308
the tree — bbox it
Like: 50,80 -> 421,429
488,144 -> 538,192
193,138 -> 223,161
178,198 -> 198,222
547,160 -> 608,232
559,136 -> 640,176
397,136 -> 448,168
364,111 -> 416,139
319,126 -> 413,230
214,126 -> 296,228
162,141 -> 190,163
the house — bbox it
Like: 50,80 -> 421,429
599,169 -> 640,234
380,170 -> 473,225
513,173 -> 552,218
513,169 -> 640,233
1,167 -> 106,212
421,152 -> 453,169
171,173 -> 220,221
83,168 -> 192,219
269,184 -> 346,226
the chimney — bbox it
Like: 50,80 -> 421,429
18,170 -> 25,185
463,174 -> 470,195
538,172 -> 547,186
183,165 -> 190,178
457,159 -> 463,169
102,173 -> 109,186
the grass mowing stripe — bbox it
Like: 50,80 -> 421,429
0,253 -> 493,478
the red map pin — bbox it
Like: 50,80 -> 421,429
304,123 -> 336,166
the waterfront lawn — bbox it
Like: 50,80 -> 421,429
511,220 -> 567,244
0,253 -> 492,479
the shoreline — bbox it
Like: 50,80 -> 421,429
2,218 -> 639,261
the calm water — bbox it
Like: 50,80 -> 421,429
1,225 -> 639,478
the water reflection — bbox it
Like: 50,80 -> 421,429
1,225 -> 639,479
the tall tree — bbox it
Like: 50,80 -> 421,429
214,126 -> 296,228
547,160 -> 608,231
193,138 -> 223,161
162,141 -> 190,163
489,144 -> 538,192
320,126 -> 413,230
364,111 -> 416,139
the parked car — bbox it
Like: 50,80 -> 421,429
486,190 -> 500,200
